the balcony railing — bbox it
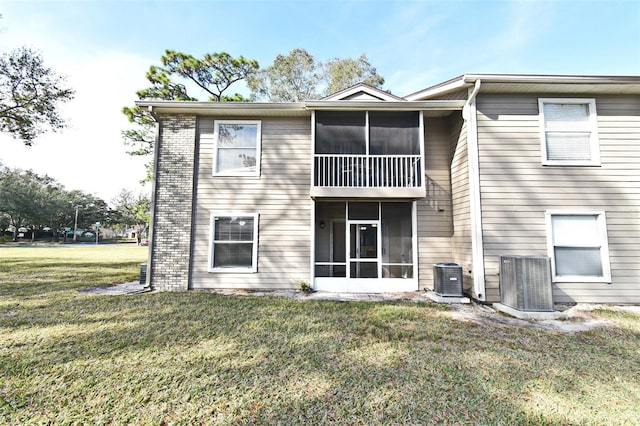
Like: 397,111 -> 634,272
314,154 -> 422,188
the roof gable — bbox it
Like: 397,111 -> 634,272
323,83 -> 404,101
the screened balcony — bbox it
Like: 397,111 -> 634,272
311,110 -> 426,198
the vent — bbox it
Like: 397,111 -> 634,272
433,263 -> 463,297
499,256 -> 553,312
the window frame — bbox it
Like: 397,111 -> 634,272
545,210 -> 611,283
212,120 -> 262,177
538,98 -> 600,166
208,212 -> 259,273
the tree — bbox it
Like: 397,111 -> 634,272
122,50 -> 258,180
247,49 -> 385,101
111,189 -> 150,244
0,47 -> 74,145
0,166 -> 110,242
246,48 -> 323,102
324,54 -> 385,95
160,50 -> 259,102
63,190 -> 112,240
0,167 -> 58,241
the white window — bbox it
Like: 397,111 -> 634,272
213,120 -> 261,176
539,98 -> 600,166
545,211 -> 611,282
209,213 -> 259,272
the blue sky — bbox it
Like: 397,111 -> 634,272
1,0 -> 639,202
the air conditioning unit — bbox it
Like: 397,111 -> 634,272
433,263 -> 463,297
499,256 -> 553,312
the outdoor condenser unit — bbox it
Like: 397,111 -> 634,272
433,263 -> 463,297
499,256 -> 553,312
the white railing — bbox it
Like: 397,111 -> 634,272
314,154 -> 422,188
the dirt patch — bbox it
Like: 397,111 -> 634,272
444,302 -> 620,334
213,289 -> 628,334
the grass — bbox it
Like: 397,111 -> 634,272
1,246 -> 639,425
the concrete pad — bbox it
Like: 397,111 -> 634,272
300,291 -> 432,302
493,303 -> 568,320
426,291 -> 470,304
79,281 -> 150,295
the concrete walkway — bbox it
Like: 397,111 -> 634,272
79,282 -> 433,301
78,281 -> 150,295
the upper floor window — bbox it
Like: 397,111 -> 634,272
539,99 -> 600,166
315,111 -> 420,155
213,120 -> 261,176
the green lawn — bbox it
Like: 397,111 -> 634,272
1,245 -> 639,425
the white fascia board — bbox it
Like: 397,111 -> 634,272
462,73 -> 640,85
136,101 -> 308,117
137,100 -> 466,115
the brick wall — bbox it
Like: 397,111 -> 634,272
149,114 -> 197,291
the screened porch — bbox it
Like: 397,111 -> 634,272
311,110 -> 426,198
313,201 -> 418,293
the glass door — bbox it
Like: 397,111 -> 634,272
348,222 -> 380,278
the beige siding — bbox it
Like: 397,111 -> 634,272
417,116 -> 455,289
476,94 -> 640,303
449,115 -> 475,294
190,117 -> 311,290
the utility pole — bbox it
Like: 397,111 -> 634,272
73,205 -> 79,242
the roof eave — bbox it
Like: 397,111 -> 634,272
406,73 -> 640,100
404,75 -> 468,101
136,100 -> 466,115
461,73 -> 640,85
135,101 -> 309,117
304,100 -> 465,110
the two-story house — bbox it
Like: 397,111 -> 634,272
138,73 -> 640,305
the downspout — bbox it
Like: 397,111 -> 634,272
462,79 -> 486,301
144,105 -> 160,290
309,110 -> 316,290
